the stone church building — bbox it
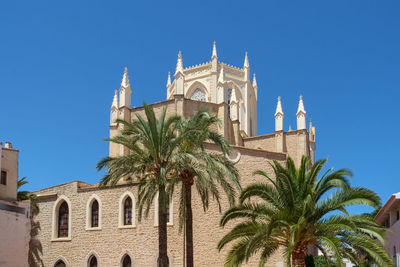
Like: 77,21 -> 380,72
33,43 -> 316,267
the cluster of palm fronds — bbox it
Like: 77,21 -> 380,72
97,103 -> 391,267
17,177 -> 39,215
97,104 -> 240,267
218,156 -> 392,267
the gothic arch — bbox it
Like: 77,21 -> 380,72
225,81 -> 243,102
52,195 -> 72,240
85,251 -> 100,267
118,191 -> 136,228
53,256 -> 69,267
86,194 -> 102,230
186,81 -> 209,101
119,251 -> 134,267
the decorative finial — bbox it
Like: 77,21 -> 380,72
296,94 -> 306,130
112,89 -> 118,107
297,94 -> 306,115
252,73 -> 257,88
121,67 -> 130,88
175,51 -> 183,75
244,52 -> 249,68
167,72 -> 171,87
275,96 -> 283,116
289,125 -> 292,131
212,41 -> 217,59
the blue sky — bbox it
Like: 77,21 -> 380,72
1,1 -> 399,207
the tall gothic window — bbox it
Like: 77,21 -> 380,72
91,200 -> 99,227
122,254 -> 132,267
190,88 -> 206,102
124,197 -> 132,225
58,202 -> 69,237
88,255 -> 98,267
227,88 -> 232,117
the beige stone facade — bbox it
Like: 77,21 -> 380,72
33,44 -> 316,267
0,141 -> 19,201
0,142 -> 31,267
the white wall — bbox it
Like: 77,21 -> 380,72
0,201 -> 30,267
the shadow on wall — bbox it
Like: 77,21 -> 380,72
28,219 -> 44,267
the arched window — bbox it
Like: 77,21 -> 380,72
91,200 -> 99,228
88,255 -> 98,267
54,260 -> 66,267
122,254 -> 132,267
124,197 -> 132,225
190,88 -> 206,102
118,192 -> 135,228
227,88 -> 232,117
86,195 -> 102,230
58,202 -> 69,237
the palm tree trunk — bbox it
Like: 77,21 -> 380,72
291,252 -> 306,267
184,182 -> 194,267
158,186 -> 169,267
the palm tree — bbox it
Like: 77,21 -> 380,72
17,177 -> 43,266
168,110 -> 241,267
218,156 -> 392,267
17,177 -> 39,214
97,104 -> 182,267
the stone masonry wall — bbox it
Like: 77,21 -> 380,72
34,148 -> 287,267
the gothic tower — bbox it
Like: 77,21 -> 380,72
166,42 -> 258,137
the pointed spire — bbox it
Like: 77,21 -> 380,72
289,125 -> 292,131
121,67 -> 130,88
119,67 -> 132,108
212,41 -> 217,59
297,95 -> 306,130
252,73 -> 258,88
218,65 -> 224,84
244,52 -> 250,68
296,95 -> 306,115
275,96 -> 283,116
275,96 -> 284,132
167,72 -> 171,87
112,90 -> 118,107
175,51 -> 183,75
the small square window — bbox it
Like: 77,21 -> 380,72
0,171 -> 6,185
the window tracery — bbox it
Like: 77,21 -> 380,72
124,197 -> 132,225
91,200 -> 99,227
190,88 -> 206,102
58,202 -> 69,237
